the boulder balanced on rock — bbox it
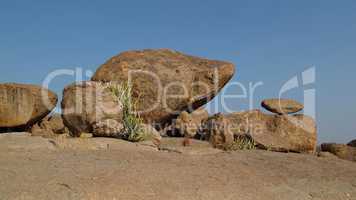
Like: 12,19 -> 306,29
261,99 -> 304,115
0,83 -> 57,131
202,110 -> 317,153
91,49 -> 235,126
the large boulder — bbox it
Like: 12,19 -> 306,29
202,110 -> 317,153
347,139 -> 356,147
91,49 -> 235,125
0,83 -> 57,131
30,114 -> 69,138
261,99 -> 304,114
321,143 -> 356,162
61,81 -> 123,136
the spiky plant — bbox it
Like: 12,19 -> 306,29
107,82 -> 144,142
226,134 -> 256,151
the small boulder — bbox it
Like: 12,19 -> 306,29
167,108 -> 209,138
30,114 -> 69,138
61,81 -> 123,136
261,99 -> 304,114
347,139 -> 356,147
91,49 -> 235,125
321,143 -> 356,162
203,113 -> 234,150
0,83 -> 57,131
140,124 -> 162,144
92,119 -> 124,138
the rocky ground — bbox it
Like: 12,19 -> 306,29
0,133 -> 355,200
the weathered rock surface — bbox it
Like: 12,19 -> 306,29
261,98 -> 304,114
140,124 -> 162,144
348,139 -> 356,147
202,110 -> 317,153
166,108 -> 209,138
203,113 -> 234,150
61,81 -> 123,136
30,114 -> 68,138
92,119 -> 124,138
0,83 -> 57,130
91,49 -> 235,125
321,143 -> 356,162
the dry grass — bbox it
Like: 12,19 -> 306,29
107,83 -> 145,142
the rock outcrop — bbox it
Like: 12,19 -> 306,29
202,110 -> 317,153
30,114 -> 68,137
0,83 -> 57,131
261,99 -> 304,114
347,139 -> 356,147
203,113 -> 234,150
321,143 -> 356,162
166,108 -> 209,138
140,124 -> 162,144
61,81 -> 123,136
91,49 -> 235,125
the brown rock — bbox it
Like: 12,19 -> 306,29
347,139 -> 356,147
0,83 -> 57,130
261,99 -> 304,114
140,124 -> 162,144
168,108 -> 209,138
91,49 -> 235,125
203,113 -> 234,150
30,114 -> 69,138
321,143 -> 356,162
61,81 -> 123,136
202,110 -> 317,153
92,119 -> 124,138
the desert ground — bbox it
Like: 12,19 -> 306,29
0,133 -> 355,200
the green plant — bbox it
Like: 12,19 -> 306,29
225,134 -> 256,151
107,82 -> 144,142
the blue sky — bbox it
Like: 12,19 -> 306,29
0,0 -> 355,143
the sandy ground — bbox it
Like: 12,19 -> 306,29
0,133 -> 355,200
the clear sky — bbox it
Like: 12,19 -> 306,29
0,0 -> 355,143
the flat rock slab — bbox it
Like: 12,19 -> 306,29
0,133 -> 355,200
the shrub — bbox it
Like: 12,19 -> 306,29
225,134 -> 256,151
107,82 -> 145,142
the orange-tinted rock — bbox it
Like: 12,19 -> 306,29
321,143 -> 356,162
30,114 -> 69,138
202,110 -> 317,153
61,81 -> 123,136
167,107 -> 209,138
0,83 -> 57,130
91,49 -> 235,125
